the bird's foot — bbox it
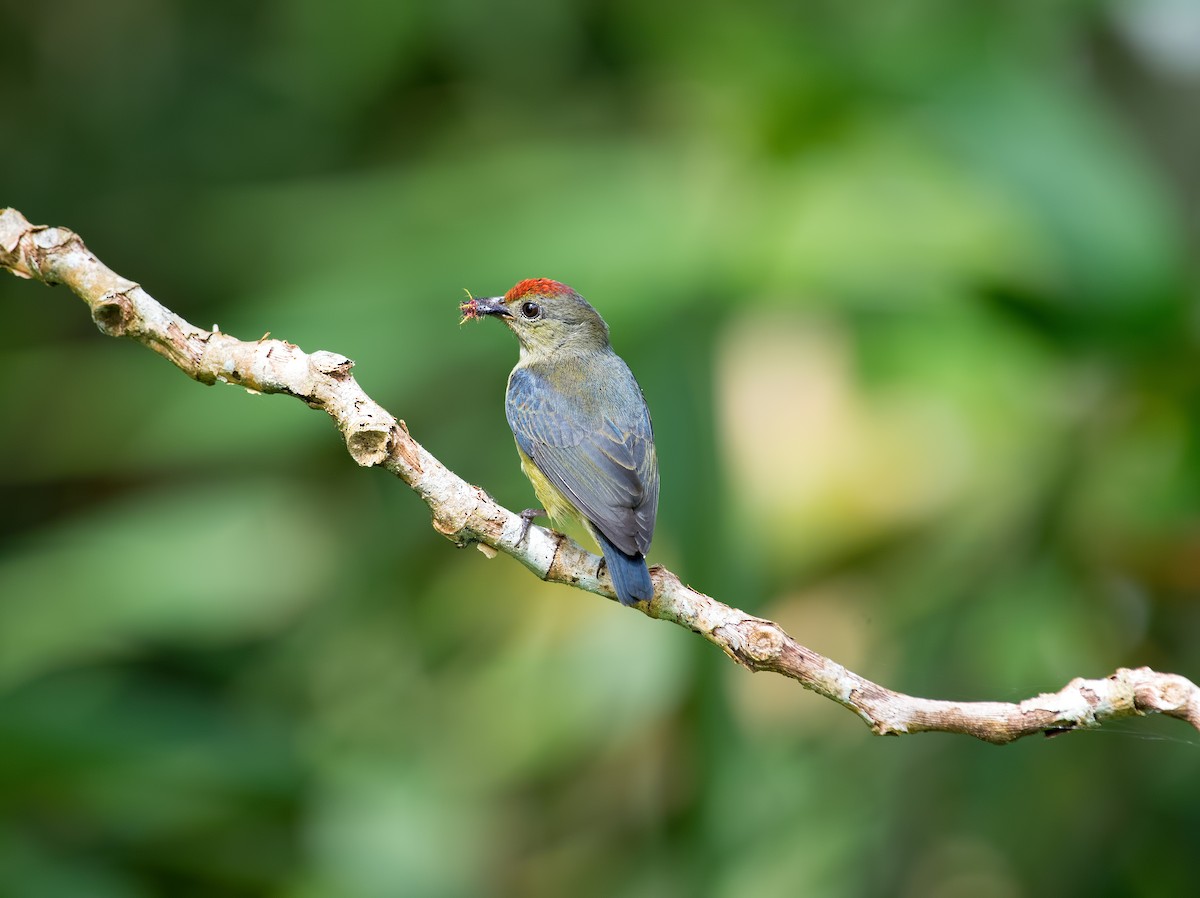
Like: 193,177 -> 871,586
516,508 -> 545,547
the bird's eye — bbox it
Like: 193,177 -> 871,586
520,301 -> 541,319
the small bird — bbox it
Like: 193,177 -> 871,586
461,278 -> 659,606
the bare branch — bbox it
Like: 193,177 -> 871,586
4,207 -> 1197,744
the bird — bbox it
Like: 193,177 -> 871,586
460,278 -> 658,606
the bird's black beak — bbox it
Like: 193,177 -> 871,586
460,295 -> 511,322
474,296 -> 511,317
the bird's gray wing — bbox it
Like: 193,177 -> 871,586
506,365 -> 657,556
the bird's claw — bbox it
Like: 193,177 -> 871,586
516,508 -> 545,547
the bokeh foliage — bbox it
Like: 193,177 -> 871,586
2,1 -> 1199,895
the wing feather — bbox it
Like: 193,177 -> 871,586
506,363 -> 657,557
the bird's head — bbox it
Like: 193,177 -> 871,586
461,278 -> 611,360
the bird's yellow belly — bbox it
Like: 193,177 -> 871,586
517,446 -> 582,528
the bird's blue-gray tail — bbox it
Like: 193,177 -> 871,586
594,530 -> 653,606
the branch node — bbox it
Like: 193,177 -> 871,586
742,621 -> 786,664
1130,668 -> 1192,715
0,208 -> 31,260
872,720 -> 908,737
431,511 -> 471,546
27,226 -> 75,282
346,423 -> 393,467
92,290 -> 136,336
312,350 -> 354,379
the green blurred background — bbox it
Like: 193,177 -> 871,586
3,1 -> 1199,895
